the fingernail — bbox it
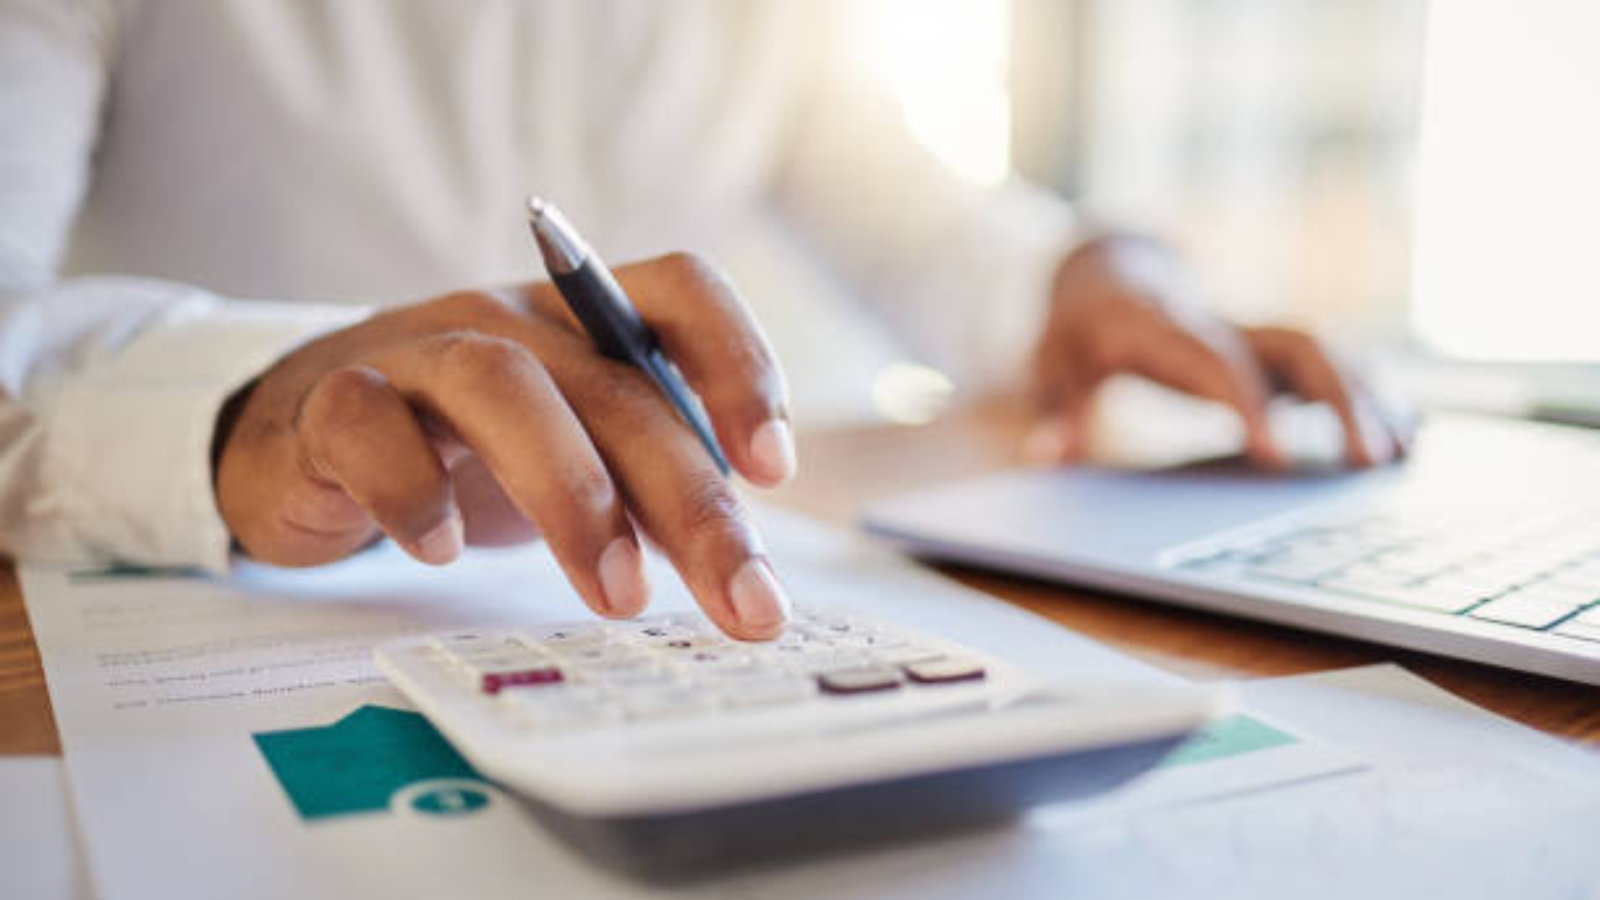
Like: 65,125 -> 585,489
749,419 -> 797,484
1246,422 -> 1287,470
1358,415 -> 1393,466
415,513 -> 464,566
1021,419 -> 1070,465
728,557 -> 791,632
597,537 -> 649,615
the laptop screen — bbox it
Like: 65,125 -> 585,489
1410,2 -> 1600,364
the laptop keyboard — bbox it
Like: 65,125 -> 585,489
1170,502 -> 1600,644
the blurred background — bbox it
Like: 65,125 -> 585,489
842,0 -> 1600,368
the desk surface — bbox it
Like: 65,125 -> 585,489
3,402 -> 1597,754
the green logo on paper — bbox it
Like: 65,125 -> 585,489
253,705 -> 490,821
410,785 -> 491,816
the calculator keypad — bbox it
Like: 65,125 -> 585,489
423,608 -> 986,732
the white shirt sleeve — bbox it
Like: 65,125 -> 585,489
0,0 -> 366,572
768,10 -> 1078,394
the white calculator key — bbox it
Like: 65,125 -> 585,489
903,656 -> 987,685
557,643 -> 648,666
817,666 -> 903,695
520,625 -> 608,649
675,649 -> 755,670
688,663 -> 769,686
569,650 -> 661,672
617,685 -> 716,721
433,634 -> 526,659
500,686 -> 612,731
721,676 -> 816,709
793,650 -> 876,675
828,632 -> 894,651
596,666 -> 682,690
872,644 -> 943,666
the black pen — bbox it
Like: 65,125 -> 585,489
526,196 -> 731,475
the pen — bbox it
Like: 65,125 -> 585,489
526,196 -> 732,475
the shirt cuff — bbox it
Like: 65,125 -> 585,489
44,290 -> 369,573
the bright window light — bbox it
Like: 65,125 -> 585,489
1411,0 -> 1600,361
847,0 -> 1014,186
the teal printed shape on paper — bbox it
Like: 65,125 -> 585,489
67,563 -> 206,583
253,705 -> 487,821
1160,713 -> 1297,768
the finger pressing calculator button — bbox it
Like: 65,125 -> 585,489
818,667 -> 902,695
480,666 -> 564,694
902,657 -> 986,685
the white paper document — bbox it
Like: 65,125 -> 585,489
0,755 -> 93,900
729,664 -> 1600,900
22,505 -> 1360,900
25,503 -> 1600,900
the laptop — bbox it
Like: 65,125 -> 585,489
862,411 -> 1600,685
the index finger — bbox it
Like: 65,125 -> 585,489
1243,327 -> 1400,467
614,253 -> 796,487
1123,324 -> 1286,468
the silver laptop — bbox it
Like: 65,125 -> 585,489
862,412 -> 1600,685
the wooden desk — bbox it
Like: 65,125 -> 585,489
2,403 -> 1597,755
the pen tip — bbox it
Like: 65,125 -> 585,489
526,195 -> 548,222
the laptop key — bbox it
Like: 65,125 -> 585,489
1372,584 -> 1481,614
1467,595 -> 1578,630
1552,607 -> 1600,644
1508,582 -> 1600,608
1553,620 -> 1600,644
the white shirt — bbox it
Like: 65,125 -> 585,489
0,0 -> 1075,572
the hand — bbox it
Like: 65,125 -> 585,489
214,253 -> 798,640
1028,236 -> 1410,468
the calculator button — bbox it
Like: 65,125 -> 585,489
595,666 -> 680,690
723,677 -> 815,708
679,649 -> 753,669
450,649 -> 541,672
828,632 -> 891,651
571,654 -> 658,677
500,687 -> 609,730
903,657 -> 986,685
555,643 -> 645,665
656,637 -> 726,654
617,685 -> 716,720
520,625 -> 607,649
818,667 -> 902,695
434,635 -> 526,659
434,631 -> 496,647
479,665 -> 564,695
872,644 -> 943,666
795,650 -> 876,676
689,663 -> 767,685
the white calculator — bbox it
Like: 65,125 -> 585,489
375,606 -> 1220,874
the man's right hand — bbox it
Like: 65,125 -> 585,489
213,253 -> 798,640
